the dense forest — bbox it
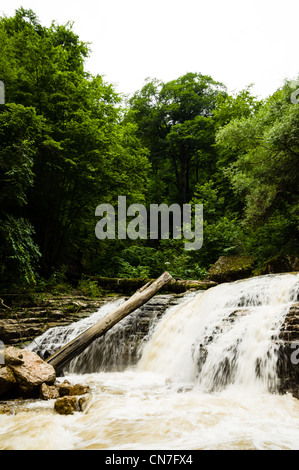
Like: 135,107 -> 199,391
0,8 -> 298,291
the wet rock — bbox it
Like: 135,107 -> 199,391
78,395 -> 90,412
54,380 -> 91,413
6,346 -> 56,395
0,294 -> 111,347
0,403 -> 14,414
260,255 -> 299,275
53,393 -> 90,415
58,379 -> 72,397
69,383 -> 90,396
0,346 -> 56,398
0,366 -> 16,397
54,396 -> 79,415
39,383 -> 60,400
57,380 -> 90,397
277,302 -> 299,398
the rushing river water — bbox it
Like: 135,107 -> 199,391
0,273 -> 299,450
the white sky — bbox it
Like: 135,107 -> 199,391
1,0 -> 299,100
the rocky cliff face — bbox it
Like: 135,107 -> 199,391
0,294 -> 111,347
277,302 -> 299,398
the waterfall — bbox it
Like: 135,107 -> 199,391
4,273 -> 299,450
138,273 -> 299,393
28,294 -> 185,373
29,273 -> 298,394
28,297 -> 125,360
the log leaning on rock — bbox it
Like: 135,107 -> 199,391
46,271 -> 173,374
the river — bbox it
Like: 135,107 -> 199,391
0,273 -> 298,450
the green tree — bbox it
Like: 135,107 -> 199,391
211,86 -> 262,214
216,82 -> 299,260
128,73 -> 226,205
0,8 -> 150,282
0,104 -> 44,286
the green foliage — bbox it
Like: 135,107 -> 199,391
0,8 -> 297,289
0,8 -> 150,284
189,181 -> 243,266
128,73 -> 226,205
115,245 -> 169,279
0,103 -> 45,287
77,278 -> 102,298
0,217 -> 41,286
241,210 -> 298,262
216,83 -> 299,260
0,103 -> 44,208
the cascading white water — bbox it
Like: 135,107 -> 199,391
29,273 -> 298,390
138,273 -> 299,393
28,297 -> 128,371
28,294 -> 186,373
28,297 -> 126,359
1,273 -> 299,450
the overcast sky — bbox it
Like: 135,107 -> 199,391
1,0 -> 299,99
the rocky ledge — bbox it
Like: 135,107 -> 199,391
0,278 -> 215,348
0,293 -> 116,347
277,302 -> 299,398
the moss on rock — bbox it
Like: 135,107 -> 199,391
259,255 -> 299,275
208,256 -> 256,283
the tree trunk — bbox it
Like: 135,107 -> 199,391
46,271 -> 173,374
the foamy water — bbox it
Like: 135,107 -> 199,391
139,273 -> 299,393
0,273 -> 298,450
0,371 -> 298,450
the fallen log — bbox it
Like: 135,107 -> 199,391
87,275 -> 217,293
46,271 -> 173,374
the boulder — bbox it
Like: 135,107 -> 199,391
40,383 -> 60,400
0,344 -> 92,410
57,380 -> 90,397
3,346 -> 56,396
54,394 -> 91,415
0,366 -> 16,397
54,396 -> 79,415
4,346 -> 25,365
69,383 -> 90,396
53,380 -> 91,414
58,379 -> 72,397
208,256 -> 255,283
260,255 -> 299,275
